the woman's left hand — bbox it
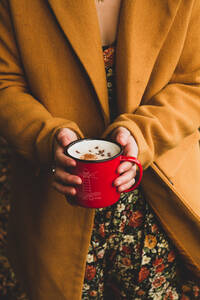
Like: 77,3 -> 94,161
111,126 -> 139,192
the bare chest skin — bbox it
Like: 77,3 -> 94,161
95,0 -> 122,46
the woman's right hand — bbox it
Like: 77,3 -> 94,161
51,128 -> 82,196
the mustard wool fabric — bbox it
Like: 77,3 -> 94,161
0,0 -> 200,299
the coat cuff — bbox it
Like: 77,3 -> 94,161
102,120 -> 153,169
35,118 -> 84,166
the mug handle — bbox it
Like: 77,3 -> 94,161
120,156 -> 143,192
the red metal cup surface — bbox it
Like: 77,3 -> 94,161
65,139 -> 143,208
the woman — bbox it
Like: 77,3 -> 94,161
0,0 -> 199,299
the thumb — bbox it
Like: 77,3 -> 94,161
115,127 -> 130,147
55,128 -> 78,148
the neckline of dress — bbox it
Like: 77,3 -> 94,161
102,40 -> 116,50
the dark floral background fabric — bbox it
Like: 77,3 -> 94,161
0,137 -> 28,300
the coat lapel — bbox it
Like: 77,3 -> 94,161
47,0 -> 110,125
116,0 -> 182,113
47,0 -> 182,122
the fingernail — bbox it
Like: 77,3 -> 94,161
69,161 -> 76,167
77,178 -> 82,185
71,188 -> 76,195
115,179 -> 121,186
118,186 -> 123,192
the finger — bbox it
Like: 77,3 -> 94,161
117,178 -> 136,193
56,128 -> 78,147
52,181 -> 77,196
117,161 -> 135,174
55,147 -> 76,167
123,138 -> 138,157
113,127 -> 130,147
114,167 -> 136,187
53,168 -> 82,186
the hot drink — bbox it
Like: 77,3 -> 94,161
67,139 -> 120,161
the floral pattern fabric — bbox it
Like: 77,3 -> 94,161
102,42 -> 117,121
82,45 -> 200,299
82,190 -> 199,299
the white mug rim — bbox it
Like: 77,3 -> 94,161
65,138 -> 123,163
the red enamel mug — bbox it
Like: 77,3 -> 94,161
65,139 -> 143,208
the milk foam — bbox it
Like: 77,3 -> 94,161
67,139 -> 121,161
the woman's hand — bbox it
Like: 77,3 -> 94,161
111,127 -> 139,192
51,128 -> 82,196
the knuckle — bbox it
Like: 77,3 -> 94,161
57,129 -> 65,138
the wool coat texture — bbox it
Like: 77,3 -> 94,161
0,0 -> 200,299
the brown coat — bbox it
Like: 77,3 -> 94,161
0,0 -> 200,299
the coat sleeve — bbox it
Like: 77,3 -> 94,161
0,0 -> 84,166
103,0 -> 200,169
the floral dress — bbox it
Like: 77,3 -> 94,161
82,44 -> 200,300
